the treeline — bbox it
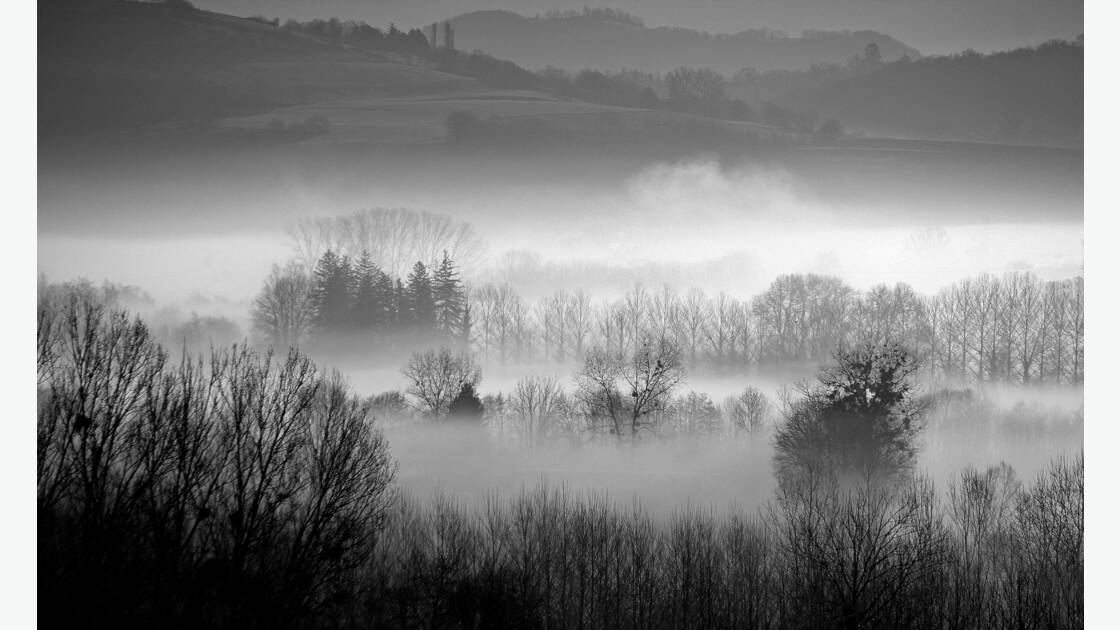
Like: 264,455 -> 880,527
362,458 -> 1081,630
253,250 -> 1083,385
469,272 -> 1084,385
251,16 -> 433,56
37,292 -> 398,629
445,9 -> 916,76
390,342 -> 1079,451
734,38 -> 1084,146
38,274 -> 244,352
252,250 -> 470,351
250,14 -> 821,130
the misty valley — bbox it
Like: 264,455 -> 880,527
36,1 -> 1084,629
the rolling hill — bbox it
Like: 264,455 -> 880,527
38,2 -> 790,152
446,9 -> 919,75
738,40 -> 1083,147
39,1 -> 478,135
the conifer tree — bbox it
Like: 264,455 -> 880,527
352,251 -> 382,333
311,250 -> 354,336
433,250 -> 465,339
393,278 -> 408,333
407,261 -> 436,334
372,266 -> 395,328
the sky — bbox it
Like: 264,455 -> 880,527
192,0 -> 1083,56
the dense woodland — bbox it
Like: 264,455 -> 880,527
38,5 -> 1084,628
37,287 -> 1083,629
252,250 -> 470,352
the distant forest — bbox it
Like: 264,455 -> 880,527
736,39 -> 1083,146
264,15 -> 795,128
446,8 -> 918,75
208,13 -> 1091,146
251,246 -> 1083,386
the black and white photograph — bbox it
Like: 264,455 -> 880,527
28,0 -> 1104,628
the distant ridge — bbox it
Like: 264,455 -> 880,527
447,9 -> 920,75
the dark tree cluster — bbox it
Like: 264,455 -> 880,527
358,457 -> 1080,630
38,292 -> 398,630
307,249 -> 470,350
730,38 -> 1082,146
274,17 -> 432,55
774,341 -> 926,483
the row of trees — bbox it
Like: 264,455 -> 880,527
251,17 -> 434,55
358,457 -> 1083,629
254,262 -> 1083,386
396,344 -> 770,445
467,272 -> 1084,384
252,250 -> 470,350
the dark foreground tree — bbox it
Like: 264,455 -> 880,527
37,293 -> 398,630
774,341 -> 925,483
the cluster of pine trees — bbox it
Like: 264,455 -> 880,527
310,249 -> 470,347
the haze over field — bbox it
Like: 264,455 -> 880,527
37,2 -> 1085,628
39,146 -> 1082,308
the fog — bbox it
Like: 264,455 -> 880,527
36,2 -> 1086,626
39,146 -> 1082,307
378,385 -> 1082,517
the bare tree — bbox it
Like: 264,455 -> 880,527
564,290 -> 592,361
401,348 -> 482,417
38,296 -> 399,628
767,473 -> 948,629
723,386 -> 772,436
620,336 -> 686,438
250,261 -> 315,348
510,375 -> 566,446
288,208 -> 484,280
574,346 -> 625,438
676,287 -> 709,367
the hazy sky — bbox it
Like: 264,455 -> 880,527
193,0 -> 1083,56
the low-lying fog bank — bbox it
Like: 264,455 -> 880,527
39,150 -> 1082,306
380,387 -> 1082,516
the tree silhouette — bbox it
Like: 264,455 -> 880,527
406,261 -> 436,335
448,382 -> 485,422
311,250 -> 354,337
774,341 -> 925,483
433,251 -> 466,341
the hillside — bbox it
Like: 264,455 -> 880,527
447,9 -> 919,75
39,2 -> 477,135
38,2 -> 795,152
741,40 -> 1083,147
